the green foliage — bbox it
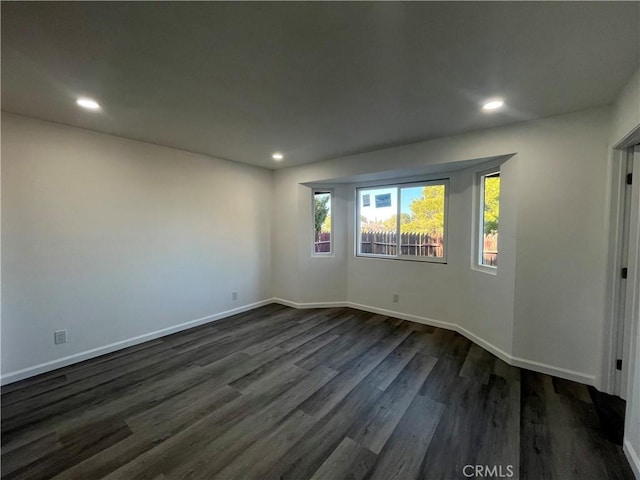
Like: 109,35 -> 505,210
314,194 -> 330,234
483,175 -> 500,234
359,178 -> 499,239
382,213 -> 410,230
402,185 -> 446,235
322,215 -> 332,233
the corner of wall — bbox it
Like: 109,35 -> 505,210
611,68 -> 640,149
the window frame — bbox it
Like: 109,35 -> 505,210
312,188 -> 334,257
355,178 -> 449,264
474,167 -> 500,274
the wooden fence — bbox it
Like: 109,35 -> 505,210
314,232 -> 331,253
482,233 -> 498,266
316,230 -> 498,264
359,231 -> 444,257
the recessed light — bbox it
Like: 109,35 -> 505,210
272,152 -> 284,161
481,98 -> 504,112
76,97 -> 101,110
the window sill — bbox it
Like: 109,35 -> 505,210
312,253 -> 335,259
471,264 -> 498,275
355,253 -> 447,264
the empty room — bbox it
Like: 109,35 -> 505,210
2,2 -> 640,479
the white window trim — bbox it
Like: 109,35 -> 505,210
355,179 -> 449,264
312,188 -> 334,257
472,166 -> 500,275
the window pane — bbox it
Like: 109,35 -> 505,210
314,191 -> 331,253
400,184 -> 445,257
481,173 -> 500,266
358,187 -> 397,256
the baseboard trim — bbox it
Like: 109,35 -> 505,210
508,356 -> 596,386
347,302 -> 458,332
272,298 -> 348,309
0,299 -> 273,386
456,325 -> 513,366
272,298 -> 597,387
3,297 -> 598,388
624,439 -> 640,479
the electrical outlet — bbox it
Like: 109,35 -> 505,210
392,293 -> 399,303
54,330 -> 67,345
232,291 -> 238,301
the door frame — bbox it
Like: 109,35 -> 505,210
602,126 -> 640,397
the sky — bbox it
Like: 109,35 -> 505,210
359,186 -> 424,223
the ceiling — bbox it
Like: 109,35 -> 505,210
2,2 -> 639,169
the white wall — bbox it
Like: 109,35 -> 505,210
1,113 -> 273,382
272,106 -> 611,386
345,160 -> 517,359
271,173 -> 350,305
611,68 -> 640,148
510,110 -> 610,380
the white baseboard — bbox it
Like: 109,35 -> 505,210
509,356 -> 596,386
272,298 -> 597,387
0,299 -> 273,386
2,297 -> 598,388
456,324 -> 513,366
624,440 -> 640,479
347,301 -> 458,332
272,298 -> 348,309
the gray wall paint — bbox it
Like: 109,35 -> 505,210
1,113 -> 273,377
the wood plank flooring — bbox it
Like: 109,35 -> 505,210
1,304 -> 634,479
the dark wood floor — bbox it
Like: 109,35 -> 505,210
1,304 -> 634,480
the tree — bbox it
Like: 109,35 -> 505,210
314,194 -> 330,234
382,213 -> 410,231
402,185 -> 446,235
483,175 -> 500,234
322,215 -> 332,233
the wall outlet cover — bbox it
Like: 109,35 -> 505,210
54,330 -> 67,345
